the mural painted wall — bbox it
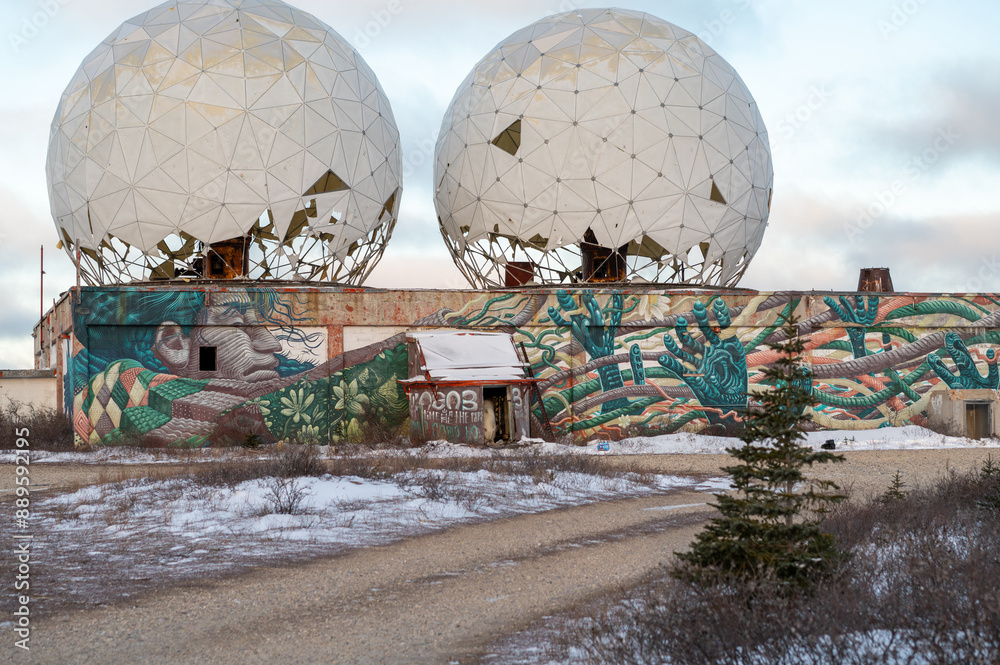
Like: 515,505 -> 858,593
56,286 -> 1000,446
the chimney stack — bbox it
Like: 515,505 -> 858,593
858,267 -> 894,292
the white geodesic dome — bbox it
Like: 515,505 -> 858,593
434,8 -> 772,288
46,0 -> 401,284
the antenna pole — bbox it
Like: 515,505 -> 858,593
40,245 -> 44,320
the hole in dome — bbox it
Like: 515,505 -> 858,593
710,181 -> 727,205
303,170 -> 349,196
491,118 -> 521,156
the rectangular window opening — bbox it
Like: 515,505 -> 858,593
199,346 -> 218,372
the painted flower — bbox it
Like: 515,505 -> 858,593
344,418 -> 363,441
247,397 -> 271,417
296,424 -> 322,444
329,419 -> 362,443
635,295 -> 670,322
280,387 -> 314,424
333,379 -> 369,418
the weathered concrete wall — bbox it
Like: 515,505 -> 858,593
36,284 -> 1000,447
0,370 -> 58,411
927,389 -> 1000,438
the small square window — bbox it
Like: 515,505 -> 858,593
199,346 -> 217,372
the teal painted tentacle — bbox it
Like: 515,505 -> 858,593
929,332 -> 999,389
604,293 -> 624,340
813,362 -> 930,408
874,332 -> 922,404
869,326 -> 918,343
448,293 -> 518,325
624,327 -> 671,344
742,302 -> 793,353
884,301 -> 981,323
963,331 -> 1000,346
662,410 -> 704,433
570,397 -> 662,432
629,344 -> 646,385
818,341 -> 856,353
824,294 -> 879,359
658,299 -> 748,425
547,290 -> 631,414
520,337 -> 560,372
885,367 -> 923,403
845,328 -> 868,358
614,297 -> 639,316
596,365 -> 629,412
959,296 -> 991,315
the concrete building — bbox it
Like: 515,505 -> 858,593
34,284 -> 1000,446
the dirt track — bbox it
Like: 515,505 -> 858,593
22,491 -> 713,665
7,448 -> 998,664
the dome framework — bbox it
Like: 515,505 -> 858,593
46,0 -> 401,284
434,8 -> 773,288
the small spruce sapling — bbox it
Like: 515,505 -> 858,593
880,471 -> 907,503
675,315 -> 846,589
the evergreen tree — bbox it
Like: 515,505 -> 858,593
675,316 -> 846,589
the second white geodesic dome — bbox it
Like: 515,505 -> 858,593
434,8 -> 773,287
46,0 -> 402,284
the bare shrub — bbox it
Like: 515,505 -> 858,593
326,450 -> 410,480
260,476 -> 308,515
190,457 -> 271,487
268,443 -> 324,478
356,417 -> 412,451
0,398 -> 75,450
407,470 -> 449,501
544,466 -> 1000,665
189,444 -> 326,487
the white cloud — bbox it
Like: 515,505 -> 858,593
2,0 -> 1000,369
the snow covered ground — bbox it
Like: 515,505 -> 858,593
43,469 -> 726,556
4,425 -> 996,465
3,425 -> 995,616
12,460 -> 727,612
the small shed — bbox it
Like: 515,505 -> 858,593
399,331 -> 533,445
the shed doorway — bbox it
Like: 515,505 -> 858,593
965,402 -> 991,440
483,386 -> 511,444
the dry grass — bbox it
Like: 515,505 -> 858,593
523,462 -> 1000,665
0,398 -> 74,450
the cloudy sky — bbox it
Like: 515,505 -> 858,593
1,0 -> 998,368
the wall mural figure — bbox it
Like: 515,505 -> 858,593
929,332 -> 999,389
546,291 -> 632,414
657,298 -> 748,430
68,288 -> 1000,446
823,295 -> 879,358
72,289 -> 409,447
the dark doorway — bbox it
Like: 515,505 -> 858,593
965,402 -> 990,439
483,386 -> 510,443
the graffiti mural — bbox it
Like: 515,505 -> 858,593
71,288 -> 410,446
65,285 -> 1000,446
441,290 -> 1000,442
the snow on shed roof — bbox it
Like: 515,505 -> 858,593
404,331 -> 529,383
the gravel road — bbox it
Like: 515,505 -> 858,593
7,447 -> 997,664
21,490 -> 713,665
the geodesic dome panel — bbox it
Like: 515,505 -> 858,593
46,0 -> 401,284
434,8 -> 772,288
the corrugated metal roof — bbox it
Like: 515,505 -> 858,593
404,331 -> 528,382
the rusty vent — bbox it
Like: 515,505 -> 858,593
858,267 -> 894,292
